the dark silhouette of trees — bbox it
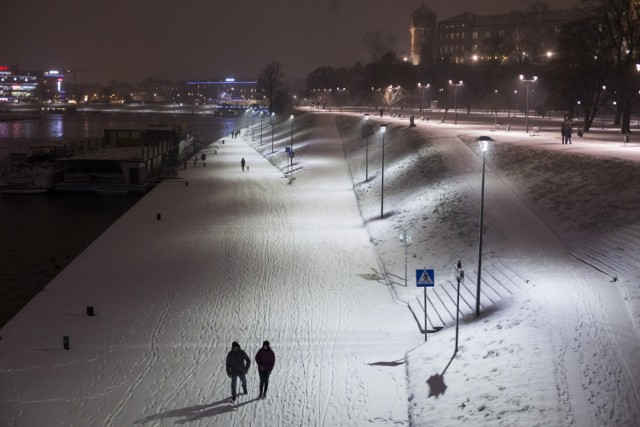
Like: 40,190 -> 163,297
361,30 -> 397,63
257,62 -> 287,113
545,18 -> 610,131
579,0 -> 640,133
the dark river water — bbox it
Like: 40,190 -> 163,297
0,106 -> 240,327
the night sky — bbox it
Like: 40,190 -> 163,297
1,0 -> 573,84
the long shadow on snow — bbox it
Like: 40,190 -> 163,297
134,396 -> 260,424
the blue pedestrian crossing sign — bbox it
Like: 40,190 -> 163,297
416,269 -> 435,287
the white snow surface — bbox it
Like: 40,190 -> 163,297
1,109 -> 640,426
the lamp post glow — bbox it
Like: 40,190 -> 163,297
418,83 -> 430,113
519,75 -> 537,133
364,114 -> 370,181
380,124 -> 387,219
475,136 -> 493,317
449,80 -> 463,125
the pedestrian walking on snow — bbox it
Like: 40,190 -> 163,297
226,341 -> 251,401
255,340 -> 276,399
241,158 -> 246,171
561,121 -> 567,144
565,125 -> 572,144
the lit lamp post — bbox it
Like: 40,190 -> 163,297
250,110 -> 255,141
418,83 -> 430,113
493,89 -> 499,126
380,124 -> 387,219
289,114 -> 294,175
337,87 -> 346,113
271,112 -> 275,153
475,135 -> 493,317
364,113 -> 370,181
259,111 -> 264,146
519,74 -> 537,133
449,80 -> 463,125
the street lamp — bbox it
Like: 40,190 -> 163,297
364,113 -> 370,181
519,74 -> 538,133
250,110 -> 255,141
259,111 -> 263,146
493,89 -> 499,126
449,80 -> 463,125
475,135 -> 493,317
289,114 -> 294,174
418,83 -> 430,113
337,87 -> 346,113
271,112 -> 275,153
380,124 -> 387,219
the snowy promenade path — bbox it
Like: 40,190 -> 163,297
0,114 -> 420,426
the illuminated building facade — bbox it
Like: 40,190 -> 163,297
0,66 -> 38,102
0,66 -> 66,102
185,78 -> 258,105
410,4 -> 580,66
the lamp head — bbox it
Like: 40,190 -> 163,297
380,124 -> 387,133
476,135 -> 494,152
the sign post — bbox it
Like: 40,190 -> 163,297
399,230 -> 412,287
453,260 -> 464,354
416,268 -> 435,342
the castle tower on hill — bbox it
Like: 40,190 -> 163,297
409,3 -> 579,66
410,4 -> 437,66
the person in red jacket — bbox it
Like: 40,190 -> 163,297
255,340 -> 276,399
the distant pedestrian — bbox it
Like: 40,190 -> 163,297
565,125 -> 572,144
241,158 -> 246,171
226,341 -> 251,401
561,122 -> 566,144
255,340 -> 276,399
380,108 -> 384,118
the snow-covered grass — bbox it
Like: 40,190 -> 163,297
331,110 -> 640,426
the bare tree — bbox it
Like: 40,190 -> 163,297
580,0 -> 640,133
257,62 -> 286,113
382,85 -> 407,111
362,30 -> 397,63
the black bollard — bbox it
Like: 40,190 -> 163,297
87,306 -> 95,316
156,213 -> 161,221
185,181 -> 189,186
63,336 -> 70,350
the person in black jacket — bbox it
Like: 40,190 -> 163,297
255,340 -> 276,399
226,341 -> 251,401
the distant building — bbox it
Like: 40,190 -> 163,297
185,78 -> 258,105
0,66 -> 67,103
409,4 -> 437,66
410,4 -> 580,66
0,66 -> 38,102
